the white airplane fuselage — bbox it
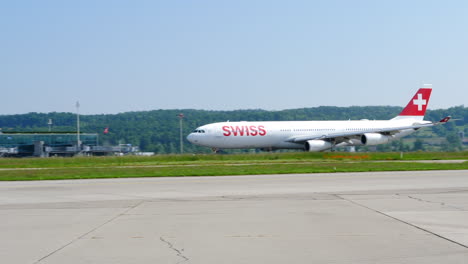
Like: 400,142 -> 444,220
187,88 -> 447,152
188,119 -> 422,150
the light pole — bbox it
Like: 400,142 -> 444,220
76,101 -> 81,150
48,119 -> 53,132
178,113 -> 184,154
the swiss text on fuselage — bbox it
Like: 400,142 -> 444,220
222,125 -> 267,136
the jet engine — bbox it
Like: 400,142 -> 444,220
360,133 -> 393,146
305,140 -> 333,152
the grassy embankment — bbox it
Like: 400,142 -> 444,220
0,151 -> 467,181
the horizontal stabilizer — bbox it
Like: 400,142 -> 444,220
438,116 -> 451,123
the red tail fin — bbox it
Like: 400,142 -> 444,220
398,88 -> 432,117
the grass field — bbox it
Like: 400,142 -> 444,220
0,151 -> 467,181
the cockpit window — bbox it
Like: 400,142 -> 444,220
192,129 -> 206,133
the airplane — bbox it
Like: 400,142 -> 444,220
187,87 -> 450,152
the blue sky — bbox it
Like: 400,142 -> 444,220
1,0 -> 467,114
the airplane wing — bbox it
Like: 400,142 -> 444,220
286,117 -> 451,143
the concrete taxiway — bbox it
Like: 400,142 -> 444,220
1,170 -> 468,263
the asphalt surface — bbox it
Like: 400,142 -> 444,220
1,170 -> 468,263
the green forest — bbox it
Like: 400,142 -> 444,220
0,105 -> 466,153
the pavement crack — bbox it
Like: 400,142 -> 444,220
336,194 -> 468,250
405,194 -> 465,211
160,237 -> 189,263
407,194 -> 441,204
33,200 -> 144,263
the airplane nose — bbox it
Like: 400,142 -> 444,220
187,133 -> 195,143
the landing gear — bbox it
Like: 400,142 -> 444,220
259,147 -> 274,152
330,139 -> 336,152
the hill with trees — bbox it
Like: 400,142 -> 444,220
0,105 -> 466,153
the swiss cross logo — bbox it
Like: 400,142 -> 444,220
413,93 -> 427,111
398,88 -> 432,116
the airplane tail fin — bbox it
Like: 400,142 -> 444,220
392,88 -> 432,121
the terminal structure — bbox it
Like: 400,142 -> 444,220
0,132 -> 137,157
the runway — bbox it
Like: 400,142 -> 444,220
1,170 -> 468,264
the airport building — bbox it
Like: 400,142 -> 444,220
0,132 -> 137,157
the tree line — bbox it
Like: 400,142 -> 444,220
0,105 -> 466,153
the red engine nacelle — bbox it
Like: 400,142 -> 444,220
305,140 -> 333,152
